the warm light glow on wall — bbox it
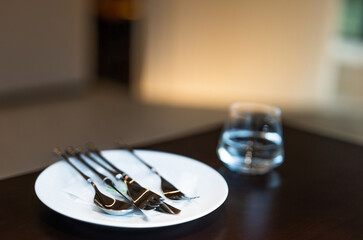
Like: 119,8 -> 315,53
132,0 -> 339,110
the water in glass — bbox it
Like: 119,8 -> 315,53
218,129 -> 283,174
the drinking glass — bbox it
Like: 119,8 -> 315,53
217,102 -> 284,174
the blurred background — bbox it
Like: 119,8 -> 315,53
1,0 -> 363,179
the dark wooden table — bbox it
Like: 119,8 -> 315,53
1,125 -> 362,239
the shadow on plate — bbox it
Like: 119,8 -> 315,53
37,202 -> 226,240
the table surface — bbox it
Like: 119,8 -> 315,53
0,125 -> 362,240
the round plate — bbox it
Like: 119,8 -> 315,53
35,150 -> 228,228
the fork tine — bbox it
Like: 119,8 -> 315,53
160,177 -> 190,200
151,197 -> 164,203
156,202 -> 181,214
145,201 -> 159,208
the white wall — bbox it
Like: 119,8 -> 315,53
0,0 -> 95,94
132,0 -> 339,111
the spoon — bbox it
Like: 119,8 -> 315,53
53,147 -> 133,215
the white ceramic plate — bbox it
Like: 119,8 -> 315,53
35,150 -> 228,228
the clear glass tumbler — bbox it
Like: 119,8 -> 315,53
217,103 -> 284,174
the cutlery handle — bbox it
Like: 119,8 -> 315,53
85,142 -> 147,188
86,142 -> 127,176
115,139 -> 155,172
53,147 -> 90,182
115,138 -> 135,153
76,146 -> 119,176
66,146 -> 108,181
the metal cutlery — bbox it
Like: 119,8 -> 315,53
52,147 -> 133,215
114,139 -> 199,201
82,144 -> 181,214
64,146 -> 149,220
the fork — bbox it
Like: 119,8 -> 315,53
76,145 -> 181,214
114,139 -> 199,200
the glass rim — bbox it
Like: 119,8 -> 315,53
229,102 -> 281,116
